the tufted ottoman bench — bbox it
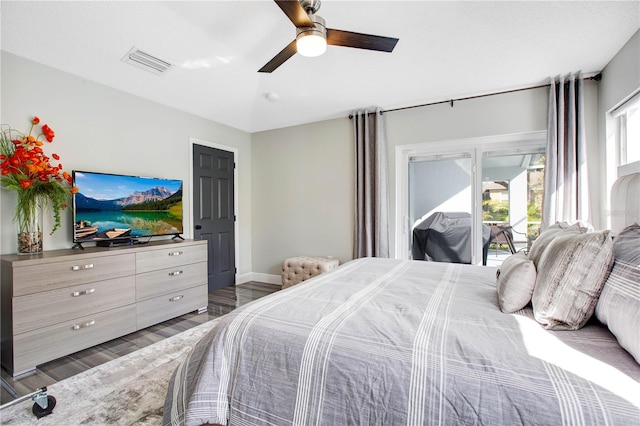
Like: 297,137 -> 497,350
281,256 -> 340,288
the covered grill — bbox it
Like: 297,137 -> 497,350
411,212 -> 491,265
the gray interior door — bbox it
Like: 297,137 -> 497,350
193,144 -> 235,290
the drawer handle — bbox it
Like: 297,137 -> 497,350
71,263 -> 94,271
168,251 -> 183,256
169,295 -> 184,302
71,288 -> 96,297
168,270 -> 183,277
72,320 -> 95,330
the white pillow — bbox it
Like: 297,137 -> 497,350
528,222 -> 584,268
595,223 -> 640,364
496,252 -> 537,313
532,230 -> 614,330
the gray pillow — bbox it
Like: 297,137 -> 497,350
496,252 -> 537,313
528,222 -> 584,268
532,230 -> 614,330
595,223 -> 640,364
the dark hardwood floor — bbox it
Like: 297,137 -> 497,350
0,281 -> 280,405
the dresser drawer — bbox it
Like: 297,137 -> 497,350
136,262 -> 206,301
12,305 -> 136,375
12,253 -> 135,297
136,285 -> 207,330
13,276 -> 136,335
136,242 -> 207,274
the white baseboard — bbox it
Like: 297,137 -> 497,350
236,273 -> 253,285
236,272 -> 281,286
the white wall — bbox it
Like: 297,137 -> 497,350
600,30 -> 640,118
0,52 -> 254,276
251,118 -> 353,275
598,29 -> 640,227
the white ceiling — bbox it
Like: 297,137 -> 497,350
1,1 -> 639,133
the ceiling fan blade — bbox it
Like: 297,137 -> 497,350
258,40 -> 297,73
326,28 -> 399,52
274,0 -> 314,27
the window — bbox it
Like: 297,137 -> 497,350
621,105 -> 640,165
613,91 -> 640,166
605,91 -> 639,229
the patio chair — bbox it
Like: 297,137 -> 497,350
489,225 -> 516,254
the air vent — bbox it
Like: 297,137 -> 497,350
121,47 -> 172,75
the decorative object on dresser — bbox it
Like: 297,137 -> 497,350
0,116 -> 76,254
281,256 -> 339,288
0,239 -> 208,376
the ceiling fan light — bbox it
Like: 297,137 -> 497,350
296,32 -> 327,57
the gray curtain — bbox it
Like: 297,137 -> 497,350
353,108 -> 389,258
541,72 -> 590,230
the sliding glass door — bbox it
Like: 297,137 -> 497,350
396,132 -> 546,266
481,150 -> 545,264
408,153 -> 475,262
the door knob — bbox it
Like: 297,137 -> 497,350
195,225 -> 202,230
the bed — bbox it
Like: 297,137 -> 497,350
164,173 -> 640,426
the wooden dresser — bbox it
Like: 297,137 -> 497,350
0,239 -> 208,376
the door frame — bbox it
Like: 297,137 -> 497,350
188,137 -> 240,283
395,131 -> 547,262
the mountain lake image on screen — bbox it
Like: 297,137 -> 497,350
72,170 -> 184,243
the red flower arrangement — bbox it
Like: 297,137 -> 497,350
0,116 -> 77,252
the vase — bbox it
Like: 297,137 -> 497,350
16,198 -> 43,255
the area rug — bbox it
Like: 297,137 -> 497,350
0,318 -> 221,425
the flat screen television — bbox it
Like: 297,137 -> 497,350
72,170 -> 183,246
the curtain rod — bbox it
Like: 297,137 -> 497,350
348,73 -> 601,119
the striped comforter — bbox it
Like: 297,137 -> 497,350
163,258 -> 640,425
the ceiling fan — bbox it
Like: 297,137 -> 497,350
259,0 -> 399,73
